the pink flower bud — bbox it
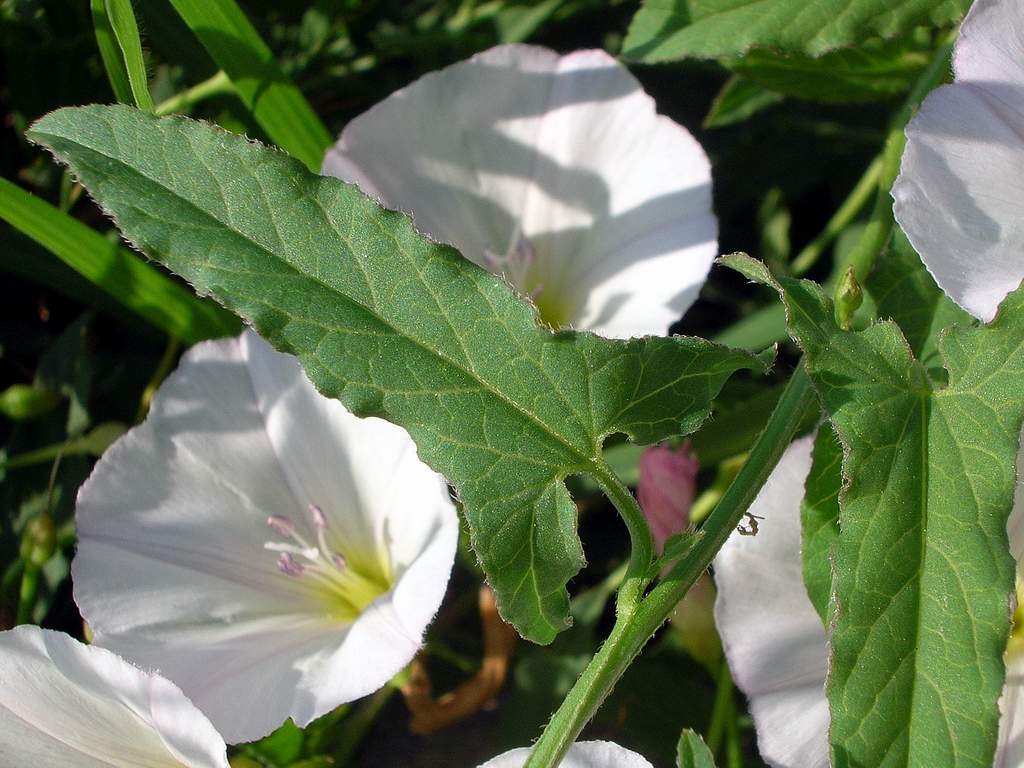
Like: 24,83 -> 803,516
637,442 -> 699,554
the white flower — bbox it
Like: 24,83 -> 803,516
323,44 -> 717,339
479,741 -> 654,767
0,625 -> 228,767
713,436 -> 1024,767
892,0 -> 1024,322
72,330 -> 459,744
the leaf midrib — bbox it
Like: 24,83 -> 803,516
42,124 -> 603,474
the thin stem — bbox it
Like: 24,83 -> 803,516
155,70 -> 234,117
593,464 -> 653,617
524,367 -> 816,768
135,336 -> 180,423
725,714 -> 744,768
790,155 -> 882,276
706,656 -> 735,755
332,678 -> 401,765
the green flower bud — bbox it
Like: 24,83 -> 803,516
834,267 -> 863,331
20,514 -> 56,569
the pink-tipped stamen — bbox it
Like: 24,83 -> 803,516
277,552 -> 305,577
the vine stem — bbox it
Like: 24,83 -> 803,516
593,466 -> 653,617
154,70 -> 233,117
523,366 -> 815,768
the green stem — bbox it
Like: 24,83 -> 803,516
705,656 -> 735,755
16,567 -> 39,625
725,714 -> 743,768
593,465 -> 654,616
135,336 -> 180,422
790,155 -> 882,276
332,679 -> 401,765
155,70 -> 234,117
524,367 -> 816,768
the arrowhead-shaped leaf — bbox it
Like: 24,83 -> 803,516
724,253 -> 1024,766
30,105 -> 768,643
801,231 -> 975,624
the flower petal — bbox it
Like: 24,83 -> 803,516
997,649 -> 1024,768
478,741 -> 654,767
74,332 -> 458,743
892,0 -> 1024,322
713,435 -> 829,768
324,44 -> 716,338
0,625 -> 228,767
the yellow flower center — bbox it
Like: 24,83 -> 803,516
265,505 -> 391,623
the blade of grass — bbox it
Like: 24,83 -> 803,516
168,0 -> 332,170
91,0 -> 133,105
92,0 -> 154,111
0,178 -> 240,343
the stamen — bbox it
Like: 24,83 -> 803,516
265,541 -> 319,559
267,515 -> 296,538
483,227 -> 539,298
277,552 -> 305,577
309,504 -> 327,530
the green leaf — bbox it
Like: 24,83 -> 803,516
704,75 -> 784,129
167,0 -> 332,171
677,728 -> 717,768
725,253 -> 1024,767
0,177 -> 240,344
91,0 -> 133,105
28,105 -> 768,643
800,426 -> 841,622
725,34 -> 931,103
623,0 -> 970,61
799,229 -> 977,623
867,228 -> 972,383
91,0 -> 154,111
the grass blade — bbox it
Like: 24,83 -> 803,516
92,0 -> 154,111
0,177 -> 239,343
168,0 -> 332,170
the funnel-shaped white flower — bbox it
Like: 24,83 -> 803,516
73,331 -> 459,744
0,625 -> 228,767
893,0 -> 1024,322
713,436 -> 1024,767
479,741 -> 654,767
323,44 -> 716,339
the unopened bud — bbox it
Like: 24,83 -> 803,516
834,267 -> 863,331
20,513 -> 56,569
637,442 -> 699,555
0,385 -> 60,422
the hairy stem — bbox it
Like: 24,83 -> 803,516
155,70 -> 234,117
594,465 -> 654,617
524,367 -> 815,768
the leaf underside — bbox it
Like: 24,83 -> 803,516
30,105 -> 767,643
724,253 -> 1024,767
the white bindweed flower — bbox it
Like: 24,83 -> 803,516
892,0 -> 1024,322
0,625 -> 228,767
713,436 -> 1024,767
323,44 -> 717,339
479,741 -> 654,767
72,330 -> 459,744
